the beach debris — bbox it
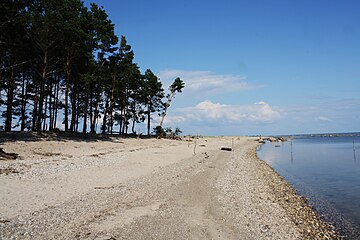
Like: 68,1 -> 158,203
0,167 -> 19,175
260,224 -> 270,232
0,219 -> 10,224
258,137 -> 288,143
257,137 -> 265,144
94,185 -> 125,190
199,144 -> 206,147
106,237 -> 117,240
32,151 -> 61,157
94,186 -> 115,190
199,152 -> 209,163
194,136 -> 197,155
0,148 -> 19,160
221,147 -> 232,151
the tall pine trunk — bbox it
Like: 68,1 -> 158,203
70,76 -> 77,132
82,95 -> 89,135
64,55 -> 71,132
122,90 -> 128,135
132,119 -> 136,134
91,101 -> 99,134
32,84 -> 38,131
36,49 -> 48,131
119,108 -> 123,134
42,94 -> 48,131
147,101 -> 151,136
75,91 -> 80,133
89,93 -> 93,133
5,66 -> 15,132
122,107 -> 127,135
20,68 -> 28,131
53,79 -> 60,129
49,83 -> 53,131
102,96 -> 109,134
109,74 -> 116,134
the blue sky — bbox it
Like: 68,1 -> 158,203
85,0 -> 360,135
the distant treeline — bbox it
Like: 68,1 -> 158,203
0,0 -> 183,135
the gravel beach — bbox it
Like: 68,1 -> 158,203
0,134 -> 341,239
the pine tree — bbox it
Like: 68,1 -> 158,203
0,0 -> 31,131
159,77 -> 184,129
143,70 -> 164,135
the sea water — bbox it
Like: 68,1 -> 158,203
257,135 -> 360,239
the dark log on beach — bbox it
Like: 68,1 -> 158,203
220,147 -> 232,151
0,148 -> 19,160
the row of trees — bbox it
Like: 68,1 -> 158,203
0,0 -> 184,135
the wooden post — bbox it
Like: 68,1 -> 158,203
232,138 -> 234,152
354,140 -> 356,162
290,139 -> 294,164
193,135 -> 197,155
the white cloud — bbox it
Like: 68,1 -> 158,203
157,69 -> 261,95
163,100 -> 282,125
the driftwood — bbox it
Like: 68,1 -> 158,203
0,167 -> 19,175
94,186 -> 114,190
220,147 -> 232,151
0,148 -> 18,160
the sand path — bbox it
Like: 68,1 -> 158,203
0,135 -> 339,239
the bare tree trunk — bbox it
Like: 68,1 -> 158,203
159,93 -> 174,130
122,88 -> 130,135
89,93 -> 93,133
132,119 -> 136,134
122,107 -> 127,135
109,74 -> 116,134
82,96 -> 88,135
20,68 -> 28,131
49,83 -> 53,131
159,112 -> 166,130
102,96 -> 109,134
42,94 -> 48,131
64,55 -> 70,132
90,99 -> 98,134
5,66 -> 15,132
70,76 -> 77,132
75,101 -> 79,133
53,79 -> 59,129
147,102 -> 151,135
32,85 -> 38,131
36,49 -> 48,131
119,108 -> 123,135
75,114 -> 79,133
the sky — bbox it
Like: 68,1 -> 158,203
85,0 -> 360,136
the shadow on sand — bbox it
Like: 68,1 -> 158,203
0,131 -> 154,143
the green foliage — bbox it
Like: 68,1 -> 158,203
159,77 -> 185,129
0,0 -> 170,135
169,77 -> 185,94
143,69 -> 164,135
153,125 -> 166,138
154,126 -> 182,139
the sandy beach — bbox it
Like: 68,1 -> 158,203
0,133 -> 340,239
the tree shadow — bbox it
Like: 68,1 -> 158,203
0,131 -> 155,143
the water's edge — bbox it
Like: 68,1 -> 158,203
256,137 -> 360,239
249,143 -> 341,239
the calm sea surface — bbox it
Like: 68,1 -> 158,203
257,135 -> 360,239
